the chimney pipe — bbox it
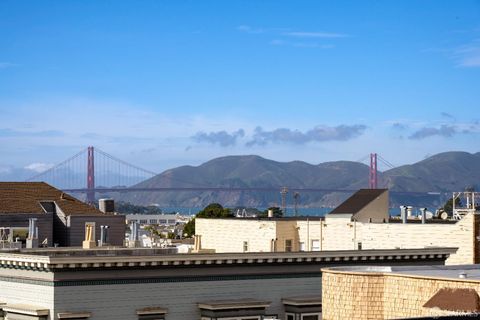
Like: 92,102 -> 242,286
420,208 -> 427,224
268,209 -> 273,218
99,225 -> 109,246
400,206 -> 407,224
26,218 -> 39,248
406,206 -> 413,218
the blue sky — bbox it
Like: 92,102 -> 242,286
0,0 -> 479,176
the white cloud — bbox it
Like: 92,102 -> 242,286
24,163 -> 54,173
0,62 -> 18,69
236,25 -> 265,34
454,39 -> 480,67
269,39 -> 334,49
282,31 -> 348,38
0,165 -> 12,174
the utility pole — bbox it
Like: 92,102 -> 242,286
293,192 -> 300,216
87,146 -> 95,204
280,187 -> 288,216
369,153 -> 378,189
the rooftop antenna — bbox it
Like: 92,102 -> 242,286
369,153 -> 378,189
293,192 -> 300,217
280,187 -> 288,216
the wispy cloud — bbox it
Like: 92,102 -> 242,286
392,122 -> 408,130
408,122 -> 480,140
0,128 -> 64,137
24,162 -> 54,173
440,112 -> 455,120
409,125 -> 457,140
453,39 -> 480,67
236,25 -> 265,34
246,125 -> 366,146
237,25 -> 348,48
192,129 -> 245,147
269,39 -> 334,49
282,31 -> 348,38
0,62 -> 18,69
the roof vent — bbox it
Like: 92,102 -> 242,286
99,199 -> 115,214
459,272 -> 467,279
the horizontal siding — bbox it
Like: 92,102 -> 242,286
54,276 -> 321,320
68,215 -> 126,246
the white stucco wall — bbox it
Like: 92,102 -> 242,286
53,276 -> 321,320
196,213 -> 478,264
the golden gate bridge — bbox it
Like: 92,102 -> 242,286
26,146 -> 441,204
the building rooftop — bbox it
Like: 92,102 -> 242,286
323,264 -> 480,282
0,247 -> 457,271
196,216 -> 324,221
423,288 -> 480,313
0,182 -> 107,216
329,188 -> 387,215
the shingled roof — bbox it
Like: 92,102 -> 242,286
0,182 -> 107,216
329,189 -> 387,215
423,288 -> 480,313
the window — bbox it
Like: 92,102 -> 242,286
149,219 -> 157,224
301,313 -> 321,320
139,219 -> 147,224
285,239 -> 292,252
286,314 -> 295,320
167,219 -> 176,224
159,219 -> 167,224
243,241 -> 248,252
311,239 -> 320,251
357,242 -> 362,250
299,241 -> 305,251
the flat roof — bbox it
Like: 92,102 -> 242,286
196,216 -> 324,221
324,264 -> 480,282
0,247 -> 457,271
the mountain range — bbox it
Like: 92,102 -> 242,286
113,151 -> 480,209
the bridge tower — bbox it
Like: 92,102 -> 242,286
87,146 -> 95,204
369,153 -> 378,189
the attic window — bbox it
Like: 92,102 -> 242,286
39,201 -> 56,213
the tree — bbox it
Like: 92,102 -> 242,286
258,206 -> 283,218
183,218 -> 195,238
144,225 -> 162,238
442,197 -> 462,215
196,203 -> 233,218
182,203 -> 233,238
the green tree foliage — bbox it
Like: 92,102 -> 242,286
442,197 -> 462,214
258,206 -> 283,218
182,203 -> 233,238
183,218 -> 195,238
143,225 -> 163,238
196,203 -> 233,218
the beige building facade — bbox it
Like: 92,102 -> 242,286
322,265 -> 480,319
196,190 -> 480,265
